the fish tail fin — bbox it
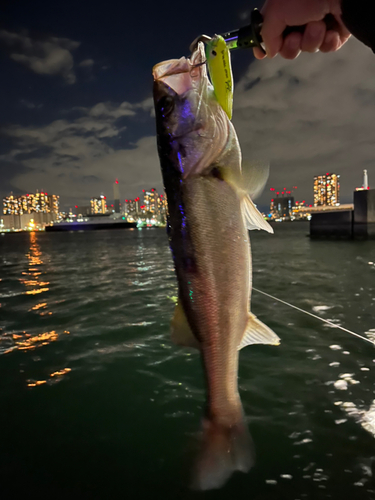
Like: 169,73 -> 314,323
191,412 -> 255,490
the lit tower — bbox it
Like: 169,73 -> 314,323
363,169 -> 369,190
113,179 -> 120,213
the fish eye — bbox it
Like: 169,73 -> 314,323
158,95 -> 174,117
211,50 -> 217,56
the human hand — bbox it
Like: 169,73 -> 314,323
253,0 -> 351,60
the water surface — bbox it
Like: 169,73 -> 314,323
1,224 -> 375,499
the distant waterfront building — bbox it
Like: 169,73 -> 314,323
125,198 -> 140,218
3,191 -> 59,217
113,179 -> 120,213
356,169 -> 370,191
90,195 -> 106,214
75,205 -> 91,216
270,196 -> 294,219
122,189 -> 168,222
314,173 -> 340,207
158,193 -> 168,217
143,188 -> 159,215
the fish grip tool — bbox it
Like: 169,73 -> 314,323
190,9 -> 340,54
220,8 -> 265,52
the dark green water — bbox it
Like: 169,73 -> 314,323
1,224 -> 375,499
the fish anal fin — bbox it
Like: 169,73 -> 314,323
171,300 -> 201,350
241,195 -> 273,233
238,313 -> 280,350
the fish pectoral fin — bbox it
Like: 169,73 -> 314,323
171,300 -> 201,350
241,195 -> 273,233
241,159 -> 270,200
238,313 -> 280,350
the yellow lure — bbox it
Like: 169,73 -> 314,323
205,35 -> 234,120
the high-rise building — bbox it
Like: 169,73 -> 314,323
143,189 -> 158,215
113,179 -> 120,213
90,195 -> 106,214
314,173 -> 340,207
125,198 -> 140,217
270,196 -> 294,219
158,193 -> 168,216
3,191 -> 59,216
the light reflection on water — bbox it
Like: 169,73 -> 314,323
1,329 -> 70,354
27,367 -> 72,387
0,232 -> 66,355
21,232 -> 50,296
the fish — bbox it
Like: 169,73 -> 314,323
153,42 -> 280,490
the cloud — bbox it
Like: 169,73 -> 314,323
134,97 -> 155,117
19,99 -> 43,109
232,37 -> 375,206
79,59 -> 94,68
88,102 -> 136,119
0,30 -> 80,84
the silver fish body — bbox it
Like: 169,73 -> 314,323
153,44 -> 279,490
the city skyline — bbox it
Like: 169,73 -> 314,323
0,0 -> 374,211
2,168 -> 369,220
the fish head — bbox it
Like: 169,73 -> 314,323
153,43 -> 229,178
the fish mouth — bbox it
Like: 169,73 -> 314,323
152,43 -> 206,96
153,57 -> 192,95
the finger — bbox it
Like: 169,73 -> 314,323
339,31 -> 351,47
253,47 -> 267,60
279,32 -> 303,60
301,20 -> 326,53
337,24 -> 351,47
328,4 -> 352,46
319,30 -> 340,53
260,5 -> 287,58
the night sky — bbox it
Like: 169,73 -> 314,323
1,0 -> 374,211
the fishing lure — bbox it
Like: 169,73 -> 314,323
205,35 -> 234,120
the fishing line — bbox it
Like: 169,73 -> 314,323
253,287 -> 375,346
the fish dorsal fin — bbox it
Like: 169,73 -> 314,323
171,299 -> 201,350
238,313 -> 280,350
241,196 -> 273,233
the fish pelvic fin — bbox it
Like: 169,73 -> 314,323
238,313 -> 280,350
241,195 -> 273,233
191,412 -> 255,490
171,299 -> 201,350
